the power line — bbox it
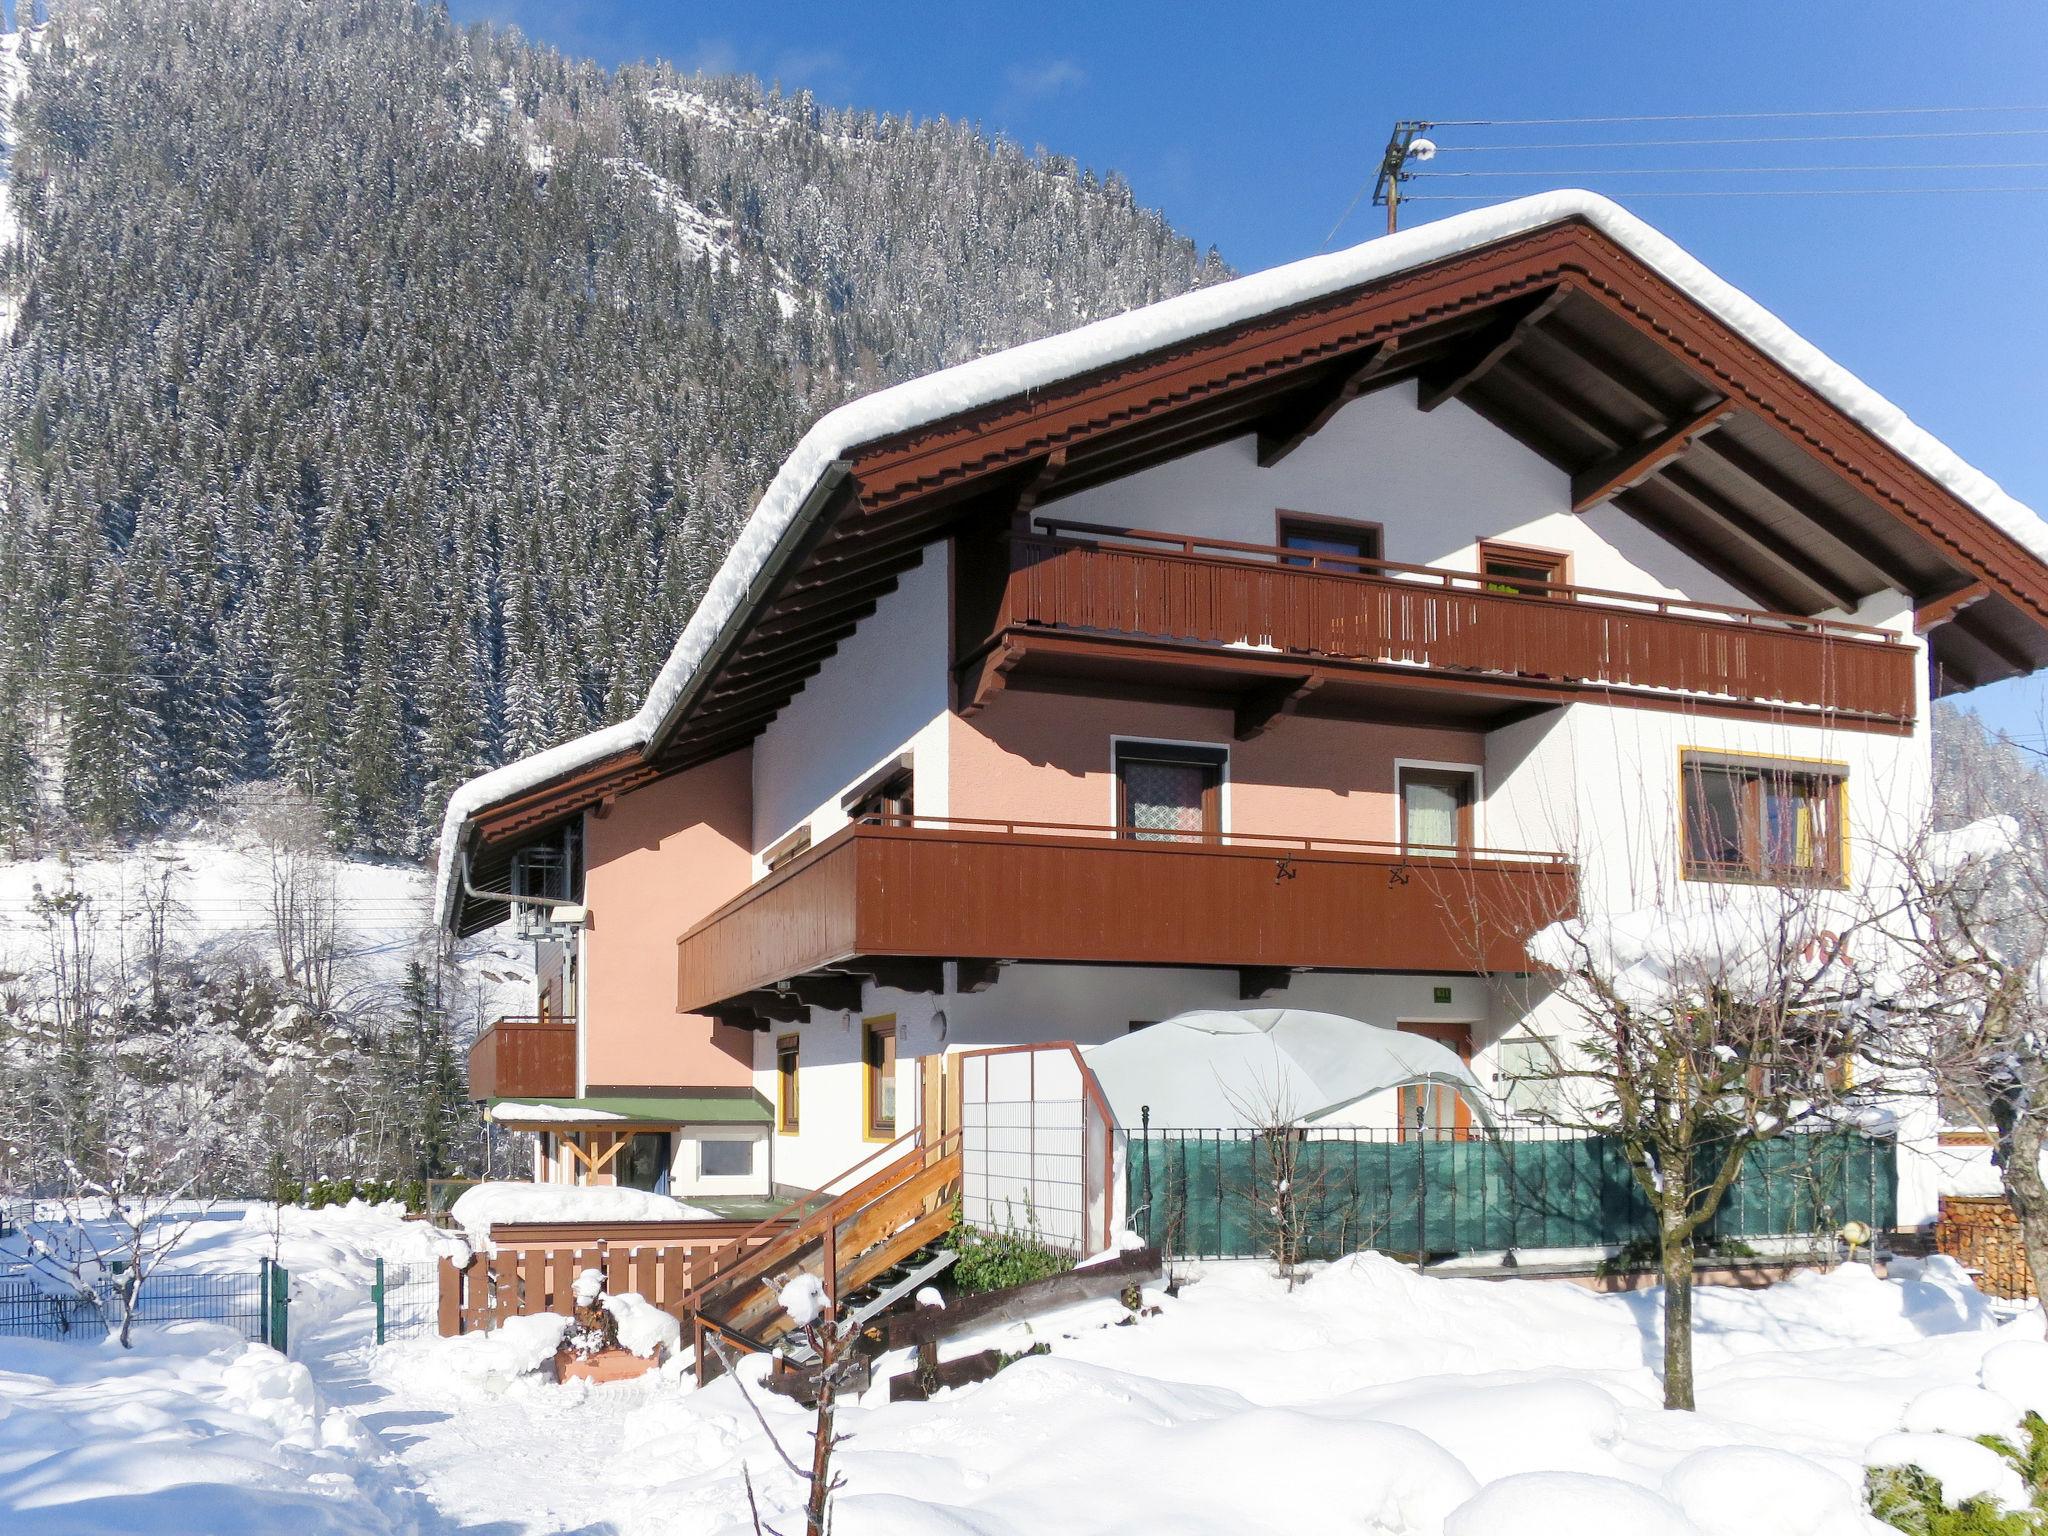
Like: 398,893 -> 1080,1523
1402,186 -> 2048,201
1438,126 -> 2048,152
1415,160 -> 2048,178
1428,105 -> 2048,128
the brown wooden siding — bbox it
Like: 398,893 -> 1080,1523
677,819 -> 1576,1013
467,1016 -> 578,1100
974,531 -> 1915,726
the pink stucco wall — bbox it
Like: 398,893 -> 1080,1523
580,748 -> 757,1090
948,691 -> 1487,847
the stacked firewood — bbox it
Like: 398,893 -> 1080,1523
1935,1195 -> 2035,1300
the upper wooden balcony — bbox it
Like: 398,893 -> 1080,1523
953,522 -> 1916,734
467,1015 -> 577,1101
675,815 -> 1577,1024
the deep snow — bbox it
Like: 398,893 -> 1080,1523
11,1193 -> 2045,1535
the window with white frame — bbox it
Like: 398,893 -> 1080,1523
1495,1036 -> 1563,1120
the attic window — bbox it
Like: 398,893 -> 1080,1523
1278,512 -> 1382,569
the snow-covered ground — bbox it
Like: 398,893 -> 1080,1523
0,831 -> 529,1011
4,1198 -> 2042,1535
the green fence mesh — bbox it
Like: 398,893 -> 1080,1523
1130,1128 -> 1898,1261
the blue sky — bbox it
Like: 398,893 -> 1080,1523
455,0 -> 2048,739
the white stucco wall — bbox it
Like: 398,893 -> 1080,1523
1046,380 -> 1752,609
749,544 -> 952,864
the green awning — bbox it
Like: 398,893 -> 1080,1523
486,1092 -> 771,1128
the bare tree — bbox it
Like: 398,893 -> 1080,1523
238,782 -> 346,1015
1520,882 -> 1871,1410
1867,809 -> 2048,1291
1221,1070 -> 1333,1291
706,1273 -> 852,1536
27,1139 -> 218,1348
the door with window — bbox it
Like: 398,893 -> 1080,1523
1397,1022 -> 1473,1141
1116,743 -> 1223,842
1399,766 -> 1476,855
616,1131 -> 673,1193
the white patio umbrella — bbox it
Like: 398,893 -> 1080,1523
1084,1007 -> 1496,1132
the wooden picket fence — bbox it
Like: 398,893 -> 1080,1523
436,1219 -> 793,1336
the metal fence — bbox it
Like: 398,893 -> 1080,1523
1129,1126 -> 1898,1262
372,1259 -> 442,1343
0,1264 -> 283,1345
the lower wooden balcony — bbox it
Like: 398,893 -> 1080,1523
467,1016 -> 578,1101
675,817 -> 1577,1023
953,524 -> 1916,734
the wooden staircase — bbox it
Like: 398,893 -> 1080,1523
685,1128 -> 963,1383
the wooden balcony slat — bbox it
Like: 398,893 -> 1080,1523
992,532 -> 1914,724
466,1016 -> 578,1100
677,821 -> 1577,1014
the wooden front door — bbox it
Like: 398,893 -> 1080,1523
1397,1021 -> 1474,1141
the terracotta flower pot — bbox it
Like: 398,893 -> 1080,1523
553,1343 -> 664,1384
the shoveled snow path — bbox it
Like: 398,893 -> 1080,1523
303,1305 -> 669,1536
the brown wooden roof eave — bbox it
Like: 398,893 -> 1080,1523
456,211 -> 2048,885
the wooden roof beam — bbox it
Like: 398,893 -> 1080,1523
1571,399 -> 1735,513
1954,610 -> 2038,677
1916,581 -> 1991,635
1653,467 -> 1866,611
1523,319 -> 1677,423
752,575 -> 902,642
1255,341 -> 1397,467
1690,432 -> 1926,595
695,660 -> 830,719
1234,674 -> 1323,741
1011,447 -> 1068,526
1607,489 -> 1811,615
1416,286 -> 1572,413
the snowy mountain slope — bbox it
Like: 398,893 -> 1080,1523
0,0 -> 1227,858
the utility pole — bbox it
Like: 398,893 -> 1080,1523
1372,120 -> 1434,234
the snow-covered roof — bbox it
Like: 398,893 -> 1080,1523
433,189 -> 2048,929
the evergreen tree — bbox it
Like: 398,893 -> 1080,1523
0,0 -> 1226,852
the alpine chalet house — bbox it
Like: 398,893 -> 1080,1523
437,191 -> 2048,1233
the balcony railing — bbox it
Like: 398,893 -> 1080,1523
956,521 -> 1914,726
467,1016 -> 577,1101
675,815 -> 1577,1015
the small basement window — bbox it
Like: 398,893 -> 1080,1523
1682,753 -> 1845,885
699,1139 -> 756,1178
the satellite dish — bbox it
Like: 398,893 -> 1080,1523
1406,137 -> 1438,163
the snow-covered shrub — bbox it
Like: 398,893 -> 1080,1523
1866,1411 -> 2048,1534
